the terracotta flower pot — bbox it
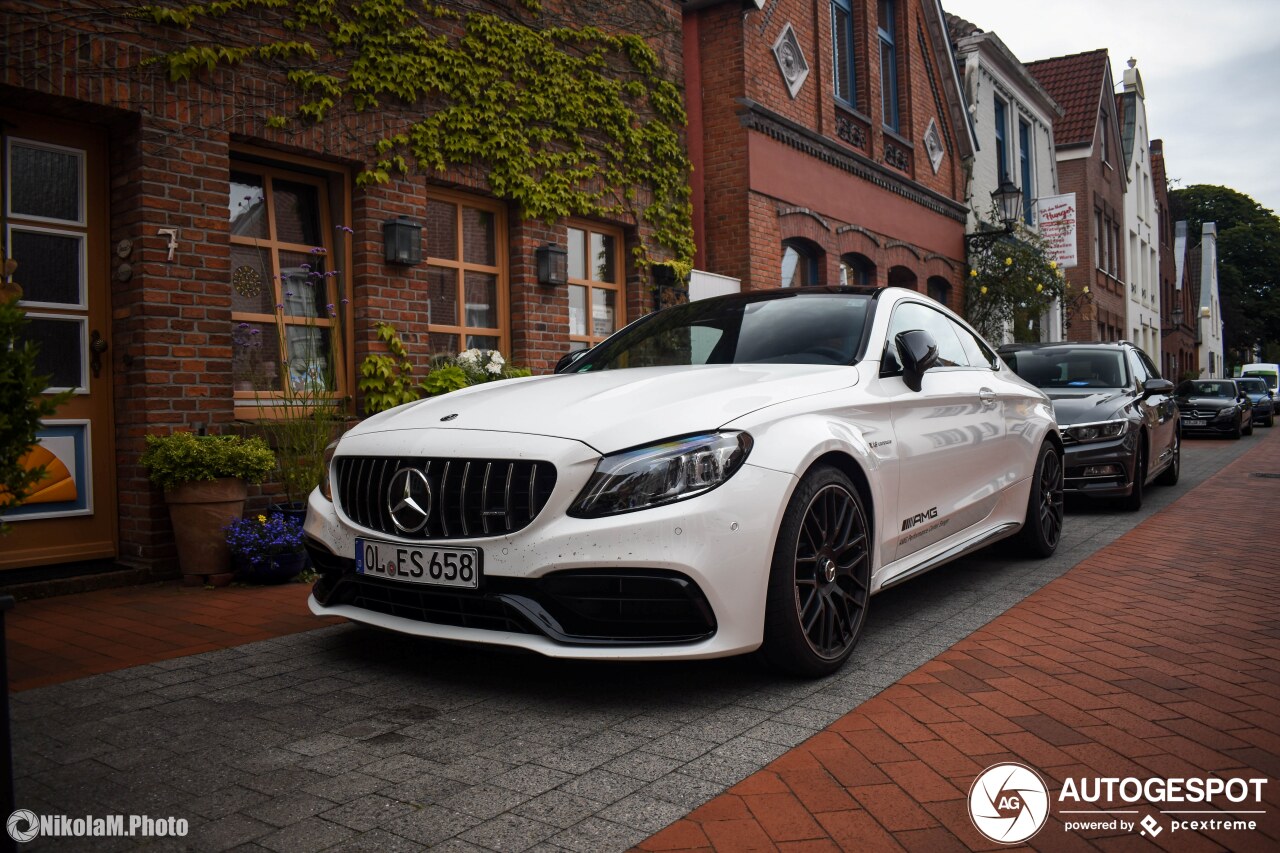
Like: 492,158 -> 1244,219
165,478 -> 248,583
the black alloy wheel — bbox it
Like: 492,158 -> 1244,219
1020,441 -> 1064,557
1233,414 -> 1243,440
763,466 -> 871,677
1244,413 -> 1254,436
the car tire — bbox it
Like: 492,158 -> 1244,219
1233,416 -> 1242,440
1020,441 -> 1063,558
1267,414 -> 1275,428
1120,440 -> 1146,512
761,465 -> 872,678
1156,430 -> 1180,486
1244,416 -> 1254,436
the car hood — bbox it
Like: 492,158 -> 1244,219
349,364 -> 860,453
1042,389 -> 1130,425
1175,396 -> 1235,411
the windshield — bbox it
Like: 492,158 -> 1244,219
569,293 -> 871,372
1000,348 -> 1129,389
1177,381 -> 1235,398
1235,378 -> 1267,395
1241,370 -> 1278,391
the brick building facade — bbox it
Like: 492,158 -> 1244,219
682,0 -> 974,308
1027,49 -> 1128,342
0,1 -> 684,577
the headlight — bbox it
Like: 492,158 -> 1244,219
569,431 -> 753,518
320,439 -> 340,501
1063,419 -> 1129,443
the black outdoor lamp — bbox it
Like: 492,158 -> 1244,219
536,244 -> 568,286
382,217 -> 423,265
1162,305 -> 1184,335
966,177 -> 1024,249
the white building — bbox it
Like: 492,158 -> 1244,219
1117,59 -> 1160,359
1196,222 -> 1223,378
950,17 -> 1064,342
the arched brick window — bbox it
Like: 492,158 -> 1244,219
926,276 -> 951,308
781,238 -> 823,287
840,253 -> 876,287
887,265 -> 917,290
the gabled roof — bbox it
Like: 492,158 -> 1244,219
1026,48 -> 1110,148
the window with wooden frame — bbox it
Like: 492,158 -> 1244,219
422,190 -> 508,355
228,158 -> 351,417
566,221 -> 624,350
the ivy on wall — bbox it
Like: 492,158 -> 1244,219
139,0 -> 695,266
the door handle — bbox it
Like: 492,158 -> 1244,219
979,388 -> 996,407
90,329 -> 109,378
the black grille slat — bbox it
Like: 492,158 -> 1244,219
335,456 -> 556,540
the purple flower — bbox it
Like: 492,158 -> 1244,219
285,290 -> 294,297
250,328 -> 261,336
326,303 -> 335,313
310,247 -> 327,254
335,225 -> 354,234
340,298 -> 350,305
299,263 -> 311,271
276,303 -> 284,310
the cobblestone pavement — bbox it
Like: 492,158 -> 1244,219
11,436 -> 1263,852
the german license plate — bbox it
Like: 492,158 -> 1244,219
356,538 -> 480,589
1184,419 -> 1206,427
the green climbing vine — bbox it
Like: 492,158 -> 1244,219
138,0 -> 695,266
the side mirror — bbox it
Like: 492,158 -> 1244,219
555,349 -> 588,373
895,329 -> 938,393
1142,378 -> 1174,398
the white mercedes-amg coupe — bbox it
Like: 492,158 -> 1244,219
306,287 -> 1063,675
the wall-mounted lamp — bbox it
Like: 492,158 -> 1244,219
965,178 -> 1024,250
536,244 -> 567,286
383,217 -> 423,266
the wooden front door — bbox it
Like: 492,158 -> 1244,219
0,109 -> 116,570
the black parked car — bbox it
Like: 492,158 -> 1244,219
1000,341 -> 1178,511
1233,376 -> 1275,427
1175,379 -> 1254,438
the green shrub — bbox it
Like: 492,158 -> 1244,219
419,365 -> 469,397
140,433 -> 276,491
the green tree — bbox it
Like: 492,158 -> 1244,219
0,276 -> 70,531
1170,185 -> 1280,366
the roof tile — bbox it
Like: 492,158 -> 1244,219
1026,49 -> 1110,148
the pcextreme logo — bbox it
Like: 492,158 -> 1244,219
968,763 -> 1050,843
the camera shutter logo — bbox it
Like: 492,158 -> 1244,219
968,763 -> 1050,843
8,810 -> 39,843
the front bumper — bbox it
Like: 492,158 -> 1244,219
1179,412 -> 1242,435
1061,433 -> 1137,497
304,429 -> 797,660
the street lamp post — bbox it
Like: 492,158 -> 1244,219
965,178 -> 1023,250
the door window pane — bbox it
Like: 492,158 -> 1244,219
590,232 -> 616,282
230,245 -> 275,315
272,179 -> 321,246
592,288 -> 617,337
9,142 -> 81,222
464,271 -> 498,329
569,285 -> 588,336
229,172 -> 268,238
10,229 -> 82,306
425,199 -> 458,260
427,267 -> 459,326
462,207 -> 496,265
567,228 -> 586,281
21,316 -> 84,390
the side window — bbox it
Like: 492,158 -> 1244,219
954,322 -> 999,370
1128,349 -> 1150,388
1138,350 -> 1161,380
882,302 -> 969,372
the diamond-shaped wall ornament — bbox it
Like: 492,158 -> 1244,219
772,23 -> 809,99
924,118 -> 945,174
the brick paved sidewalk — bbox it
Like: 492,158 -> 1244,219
637,430 -> 1280,853
6,581 -> 335,691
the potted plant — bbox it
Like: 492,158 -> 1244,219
224,512 -> 307,584
140,432 -> 275,586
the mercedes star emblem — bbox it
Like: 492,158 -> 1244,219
387,467 -> 432,533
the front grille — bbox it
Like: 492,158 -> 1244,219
336,456 -> 556,540
328,574 -> 536,634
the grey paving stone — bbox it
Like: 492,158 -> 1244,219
641,772 -> 725,809
192,814 -> 274,850
600,751 -> 683,783
360,753 -> 445,783
241,767 -> 330,796
639,733 -> 718,762
242,791 -> 337,828
530,746 -> 613,774
320,793 -> 416,831
511,789 -> 601,829
549,816 -> 649,853
256,816 -> 355,853
302,770 -> 389,804
556,769 -> 648,805
438,783 -> 534,820
489,764 -> 573,796
600,792 -> 691,833
187,784 -> 265,820
382,804 -> 481,847
459,813 -> 559,852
